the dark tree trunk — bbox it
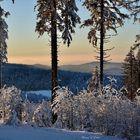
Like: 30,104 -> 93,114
130,57 -> 133,100
0,60 -> 2,89
100,0 -> 104,86
138,60 -> 140,88
51,0 -> 58,124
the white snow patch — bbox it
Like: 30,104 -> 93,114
25,90 -> 51,98
0,125 -> 122,140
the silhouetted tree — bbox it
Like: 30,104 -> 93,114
131,0 -> 140,88
35,0 -> 80,123
81,0 -> 131,86
123,47 -> 138,100
136,48 -> 140,88
0,0 -> 14,89
0,5 -> 9,89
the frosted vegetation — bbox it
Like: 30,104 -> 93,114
0,84 -> 140,139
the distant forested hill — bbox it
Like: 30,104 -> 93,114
60,62 -> 123,75
1,63 -> 123,92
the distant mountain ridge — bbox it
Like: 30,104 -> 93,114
2,63 -> 91,92
34,62 -> 123,75
33,64 -> 50,70
60,62 -> 123,75
2,63 -> 123,91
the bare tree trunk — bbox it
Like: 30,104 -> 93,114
0,60 -> 2,89
138,60 -> 140,88
51,0 -> 58,124
100,0 -> 104,86
130,57 -> 133,100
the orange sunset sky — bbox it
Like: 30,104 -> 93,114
1,0 -> 140,65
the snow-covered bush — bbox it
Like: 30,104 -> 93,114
54,87 -> 140,137
0,86 -> 22,125
32,100 -> 51,127
21,98 -> 37,126
136,88 -> 140,96
0,86 -> 52,127
52,87 -> 74,129
0,85 -> 139,138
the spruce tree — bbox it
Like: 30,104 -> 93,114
81,0 -> 131,86
87,66 -> 100,93
136,48 -> 140,88
0,0 -> 14,89
0,6 -> 9,89
123,47 -> 138,100
131,1 -> 140,89
35,0 -> 80,123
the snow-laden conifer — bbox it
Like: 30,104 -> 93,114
81,0 -> 131,85
35,0 -> 80,123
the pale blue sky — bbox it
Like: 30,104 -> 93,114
1,0 -> 140,65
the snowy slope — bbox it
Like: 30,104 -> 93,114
0,126 -> 122,140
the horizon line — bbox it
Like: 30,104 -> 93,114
6,61 -> 123,66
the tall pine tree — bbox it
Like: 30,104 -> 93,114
136,48 -> 140,88
0,4 -> 10,89
131,0 -> 140,89
35,0 -> 80,123
0,0 -> 14,89
81,0 -> 131,86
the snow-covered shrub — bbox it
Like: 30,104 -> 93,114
0,86 -> 22,125
22,98 -> 37,126
32,100 -> 51,127
54,86 -> 140,137
0,85 -> 139,138
136,88 -> 140,96
102,85 -> 118,97
119,86 -> 129,99
53,87 -> 74,129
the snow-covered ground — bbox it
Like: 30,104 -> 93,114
0,125 -> 122,140
25,90 -> 51,98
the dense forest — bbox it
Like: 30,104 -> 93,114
1,63 -> 123,92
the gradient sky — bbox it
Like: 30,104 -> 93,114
1,0 -> 140,65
